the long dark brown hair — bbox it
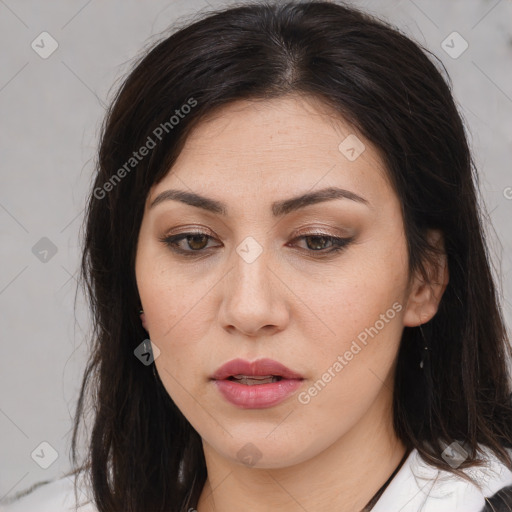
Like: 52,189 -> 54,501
68,1 -> 512,510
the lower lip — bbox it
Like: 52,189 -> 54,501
213,379 -> 303,409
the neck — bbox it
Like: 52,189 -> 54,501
196,387 -> 407,512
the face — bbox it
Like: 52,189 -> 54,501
135,94 -> 422,469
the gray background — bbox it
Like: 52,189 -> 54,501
1,0 -> 511,503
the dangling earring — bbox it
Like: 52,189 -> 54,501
418,322 -> 434,406
419,324 -> 429,370
142,337 -> 151,354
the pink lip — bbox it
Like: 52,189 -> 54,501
211,358 -> 303,380
211,358 -> 304,409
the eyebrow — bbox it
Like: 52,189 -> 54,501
149,186 -> 370,217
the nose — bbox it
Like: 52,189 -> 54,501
218,243 -> 290,338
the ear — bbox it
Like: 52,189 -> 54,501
403,229 -> 449,327
140,311 -> 148,331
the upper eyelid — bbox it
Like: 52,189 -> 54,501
162,228 -> 346,240
161,221 -> 353,237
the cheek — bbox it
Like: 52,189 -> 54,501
304,248 -> 407,349
139,274 -> 211,380
136,252 -> 218,399
294,243 -> 408,413
137,245 -> 210,338
291,268 -> 406,441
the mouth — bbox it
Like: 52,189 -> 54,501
211,358 -> 304,409
226,375 -> 284,385
211,357 -> 304,381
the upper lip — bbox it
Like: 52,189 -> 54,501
211,358 -> 303,380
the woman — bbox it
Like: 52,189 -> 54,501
4,1 -> 512,511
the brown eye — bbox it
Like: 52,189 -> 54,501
304,235 -> 333,251
290,233 -> 353,255
160,231 -> 218,255
186,234 -> 209,250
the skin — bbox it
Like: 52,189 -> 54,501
135,94 -> 448,512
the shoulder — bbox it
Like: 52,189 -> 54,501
0,472 -> 96,512
373,444 -> 512,512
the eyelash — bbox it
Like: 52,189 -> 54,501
159,230 -> 353,258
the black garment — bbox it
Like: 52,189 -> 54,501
481,485 -> 512,511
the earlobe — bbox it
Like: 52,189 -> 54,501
403,229 -> 449,327
139,309 -> 148,331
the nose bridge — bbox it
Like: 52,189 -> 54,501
231,234 -> 271,300
220,233 -> 286,335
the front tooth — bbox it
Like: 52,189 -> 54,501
246,377 -> 275,385
232,374 -> 273,380
231,375 -> 277,385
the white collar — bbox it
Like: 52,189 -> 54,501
372,446 -> 512,512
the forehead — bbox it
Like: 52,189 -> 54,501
149,94 -> 391,204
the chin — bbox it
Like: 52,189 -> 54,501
204,430 -> 322,469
